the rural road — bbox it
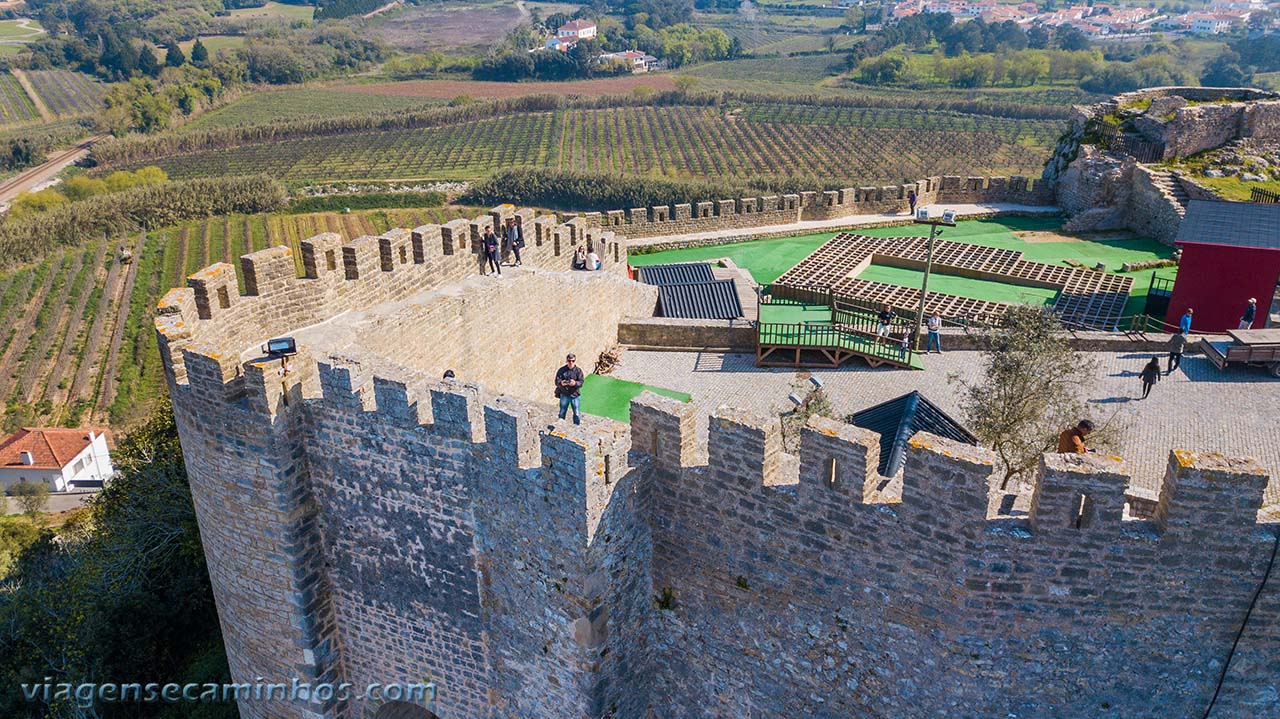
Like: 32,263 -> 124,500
0,134 -> 105,205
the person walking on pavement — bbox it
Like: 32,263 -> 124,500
506,216 -> 525,267
482,227 -> 501,276
1179,307 -> 1193,335
926,313 -> 942,353
1167,331 -> 1187,375
555,353 -> 585,425
1057,419 -> 1094,454
1139,356 -> 1161,399
1239,298 -> 1257,330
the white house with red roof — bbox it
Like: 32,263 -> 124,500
558,19 -> 597,41
0,427 -> 114,493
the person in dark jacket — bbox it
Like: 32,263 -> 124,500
1239,297 -> 1257,330
1139,356 -> 1161,399
907,189 -> 918,216
506,216 -> 525,267
482,227 -> 501,276
555,353 -> 585,425
1167,332 -> 1187,375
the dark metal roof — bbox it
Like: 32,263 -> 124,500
848,391 -> 977,476
656,280 -> 743,320
1175,200 -> 1280,251
639,262 -> 716,286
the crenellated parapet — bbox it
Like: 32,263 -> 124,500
594,175 -> 1053,239
156,205 -> 633,402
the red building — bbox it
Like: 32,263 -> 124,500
1165,200 -> 1280,333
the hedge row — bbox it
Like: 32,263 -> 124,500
0,175 -> 287,269
460,167 -> 844,212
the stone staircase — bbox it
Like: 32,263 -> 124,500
1147,170 -> 1190,216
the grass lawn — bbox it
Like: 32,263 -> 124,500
0,19 -> 43,40
631,217 -> 1178,315
228,1 -> 315,21
179,35 -> 246,56
580,375 -> 691,423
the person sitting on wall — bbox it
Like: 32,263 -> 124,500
588,249 -> 601,271
1239,298 -> 1257,330
1057,419 -> 1094,454
573,245 -> 588,270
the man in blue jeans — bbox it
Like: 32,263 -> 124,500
555,354 -> 585,425
926,313 -> 943,353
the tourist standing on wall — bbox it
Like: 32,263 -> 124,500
483,227 -> 501,276
1179,308 -> 1193,335
926,313 -> 942,353
1139,356 -> 1161,399
907,189 -> 918,216
876,305 -> 895,346
507,216 -> 525,267
1167,332 -> 1187,375
555,354 -> 585,425
1239,298 -> 1257,330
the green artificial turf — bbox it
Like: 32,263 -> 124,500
758,300 -> 835,325
631,218 -> 1179,315
579,375 -> 691,423
758,301 -> 924,369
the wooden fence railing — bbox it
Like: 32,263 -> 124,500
1251,187 -> 1280,204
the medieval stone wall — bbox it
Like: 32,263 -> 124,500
158,202 -> 1280,719
586,175 -> 1053,240
629,394 -> 1280,719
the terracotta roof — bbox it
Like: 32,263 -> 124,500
0,427 -> 106,470
559,19 -> 596,31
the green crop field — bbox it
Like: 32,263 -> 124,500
630,217 -> 1178,315
0,19 -> 43,40
137,103 -> 1063,185
680,55 -> 848,86
185,87 -> 443,130
0,72 -> 39,125
0,204 -> 484,433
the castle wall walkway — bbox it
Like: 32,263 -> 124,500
628,202 -> 1062,249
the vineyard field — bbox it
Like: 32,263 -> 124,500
26,70 -> 107,118
0,204 -> 483,432
134,105 -> 1065,185
0,72 -> 39,125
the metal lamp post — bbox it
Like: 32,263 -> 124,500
911,208 -> 956,352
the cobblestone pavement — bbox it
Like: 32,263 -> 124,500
612,349 -> 1280,509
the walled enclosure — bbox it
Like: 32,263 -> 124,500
159,206 -> 1280,719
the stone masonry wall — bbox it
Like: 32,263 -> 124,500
155,207 -> 650,719
629,394 -> 1280,719
591,175 -> 1053,240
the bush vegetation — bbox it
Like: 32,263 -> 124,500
286,191 -> 446,214
0,402 -> 233,719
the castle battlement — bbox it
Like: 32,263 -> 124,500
157,203 -> 1280,719
586,174 -> 1055,240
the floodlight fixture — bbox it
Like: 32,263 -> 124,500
263,337 -> 298,357
809,375 -> 823,390
788,393 -> 804,407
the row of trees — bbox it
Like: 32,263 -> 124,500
9,167 -> 169,219
856,48 -> 1103,89
850,13 -> 1091,65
